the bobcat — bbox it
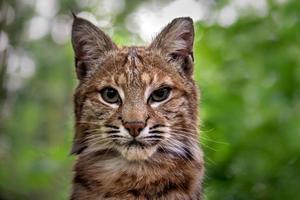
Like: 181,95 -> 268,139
70,14 -> 204,200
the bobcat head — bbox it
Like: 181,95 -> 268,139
71,16 -> 199,161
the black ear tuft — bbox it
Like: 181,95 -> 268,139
71,11 -> 77,19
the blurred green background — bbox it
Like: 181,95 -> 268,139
0,0 -> 299,199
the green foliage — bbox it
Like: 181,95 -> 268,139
0,0 -> 299,199
196,1 -> 300,199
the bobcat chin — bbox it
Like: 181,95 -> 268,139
70,14 -> 204,200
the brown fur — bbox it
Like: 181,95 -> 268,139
70,15 -> 204,200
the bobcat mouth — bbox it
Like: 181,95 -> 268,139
127,139 -> 144,148
117,139 -> 157,161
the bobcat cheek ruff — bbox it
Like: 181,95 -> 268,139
70,14 -> 204,200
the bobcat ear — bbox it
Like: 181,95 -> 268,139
71,15 -> 117,80
149,17 -> 195,76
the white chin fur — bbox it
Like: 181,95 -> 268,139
120,146 -> 157,161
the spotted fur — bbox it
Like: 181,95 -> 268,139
70,15 -> 204,200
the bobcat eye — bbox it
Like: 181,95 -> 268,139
100,87 -> 120,104
150,87 -> 171,103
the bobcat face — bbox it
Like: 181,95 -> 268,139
71,16 -> 198,161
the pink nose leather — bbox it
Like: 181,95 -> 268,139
124,121 -> 145,137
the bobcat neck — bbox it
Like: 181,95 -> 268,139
71,147 -> 204,200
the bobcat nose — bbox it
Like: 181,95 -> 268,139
124,121 -> 145,138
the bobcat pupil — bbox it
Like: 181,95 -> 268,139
150,87 -> 171,102
100,87 -> 119,103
